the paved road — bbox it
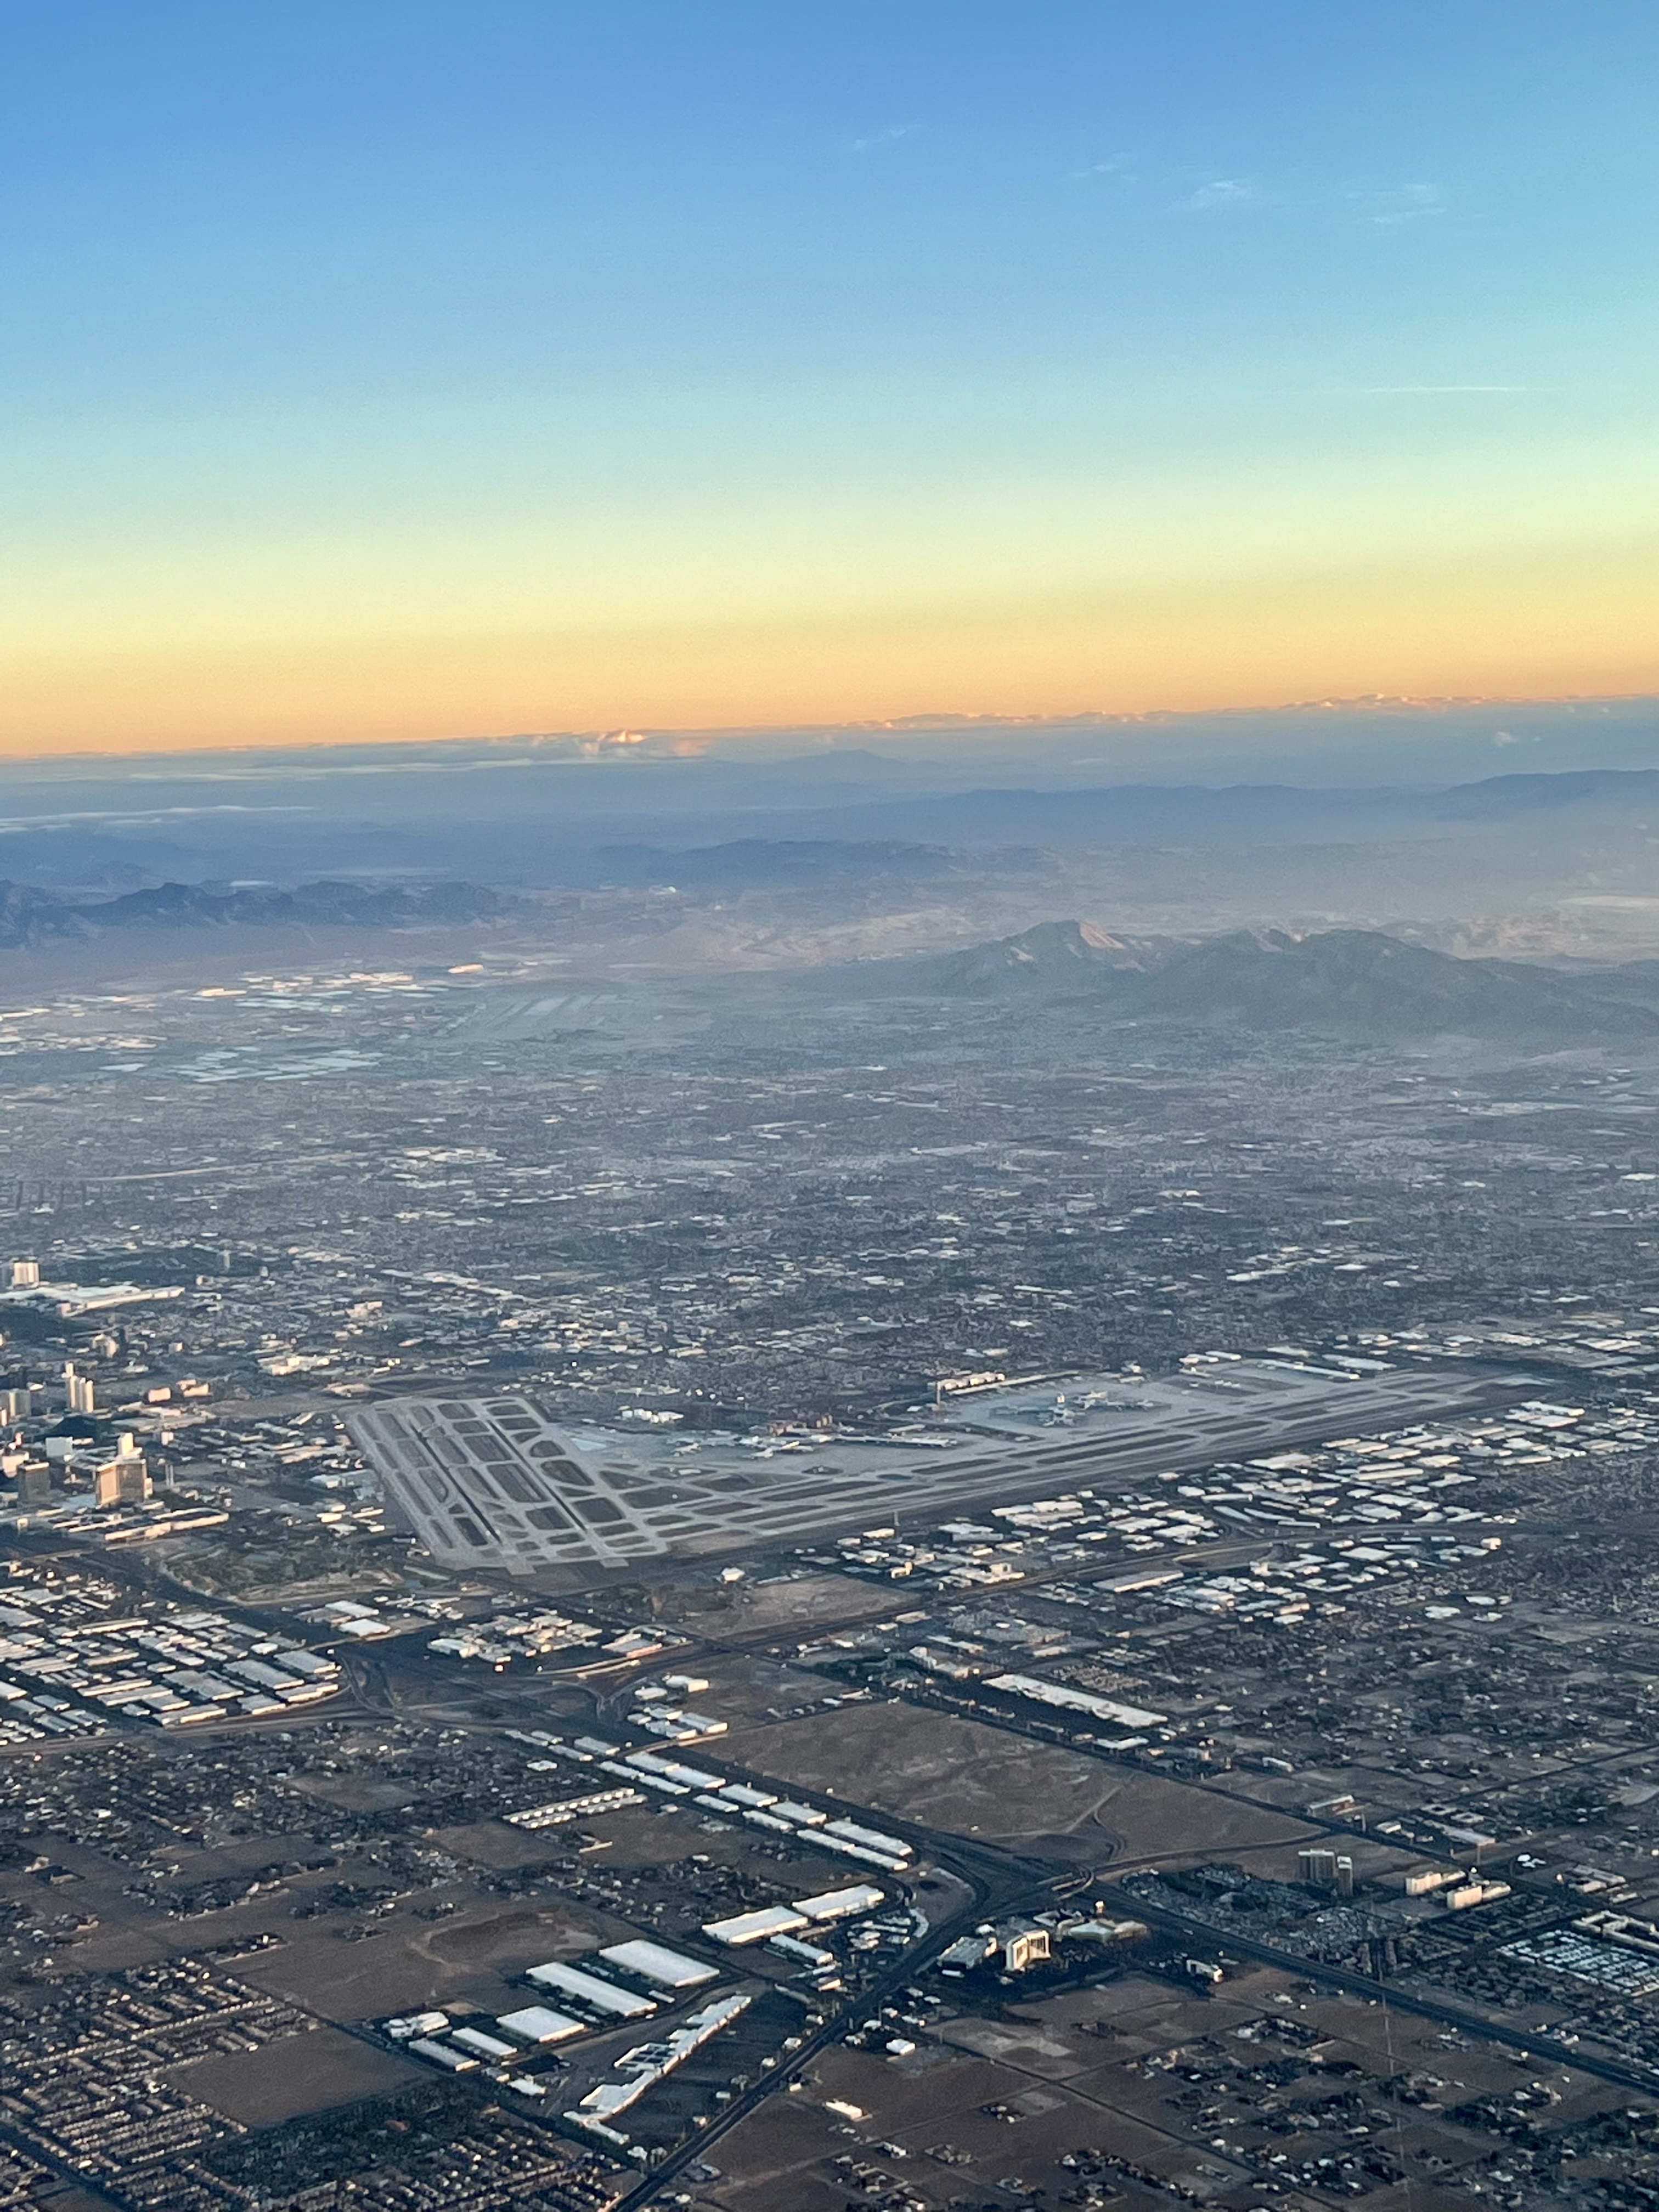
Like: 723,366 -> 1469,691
1125,1892 -> 1659,2097
608,1864 -> 1065,2212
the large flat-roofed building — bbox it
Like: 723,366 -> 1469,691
792,1883 -> 887,1923
524,1960 -> 656,2018
597,1939 -> 718,1991
496,2004 -> 584,2045
703,1905 -> 810,1947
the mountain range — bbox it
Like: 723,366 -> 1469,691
856,921 -> 1659,1046
0,878 -> 510,950
1,745 -> 1653,894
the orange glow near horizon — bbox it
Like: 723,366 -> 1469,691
2,527 -> 1652,759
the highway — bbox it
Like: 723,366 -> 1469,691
1125,1891 -> 1659,2098
605,1837 -> 1062,2212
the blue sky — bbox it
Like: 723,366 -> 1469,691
2,1 -> 1652,752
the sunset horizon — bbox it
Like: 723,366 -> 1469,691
4,4 -> 1651,763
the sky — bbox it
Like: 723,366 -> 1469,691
1,1 -> 1653,758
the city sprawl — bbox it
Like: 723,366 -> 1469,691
0,934 -> 1656,2212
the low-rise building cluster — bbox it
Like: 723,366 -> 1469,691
0,1558 -> 340,1740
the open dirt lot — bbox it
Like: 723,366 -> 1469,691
702,1953 -> 1654,2212
172,2024 -> 423,2126
725,1699 -> 1326,1865
652,1572 -> 907,1639
239,1897 -> 605,2026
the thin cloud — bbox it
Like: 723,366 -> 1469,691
1183,177 -> 1265,212
1355,383 -> 1528,394
1069,154 -> 1135,182
1347,181 -> 1447,226
850,124 -> 918,154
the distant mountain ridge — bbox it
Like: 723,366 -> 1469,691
863,921 -> 1659,1045
799,766 -> 1659,849
0,756 -> 1651,890
0,878 -> 510,949
534,837 -> 1042,889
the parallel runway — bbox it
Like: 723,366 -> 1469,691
349,1359 -> 1525,1587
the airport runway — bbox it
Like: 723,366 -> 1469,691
351,1360 -> 1530,1589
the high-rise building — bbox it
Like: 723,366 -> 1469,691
15,1460 -> 52,1506
1298,1848 -> 1340,1889
95,1444 -> 150,1509
10,1259 -> 40,1288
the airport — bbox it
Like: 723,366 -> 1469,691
349,1355 -> 1521,1583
